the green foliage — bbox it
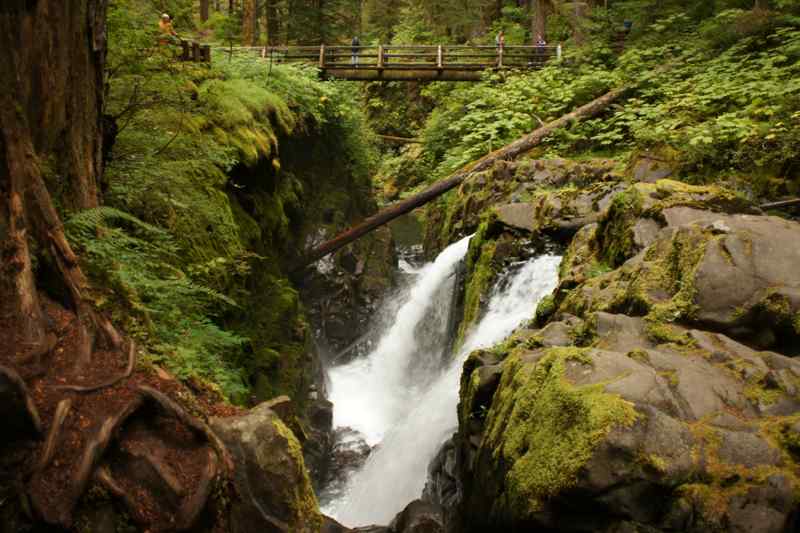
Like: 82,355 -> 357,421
386,5 -> 800,201
98,1 -> 379,403
65,207 -> 248,401
420,63 -> 619,180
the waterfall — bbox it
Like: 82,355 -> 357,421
324,241 -> 561,526
326,235 -> 472,447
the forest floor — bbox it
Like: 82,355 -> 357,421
1,298 -> 243,531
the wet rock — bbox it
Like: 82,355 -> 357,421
210,402 -> 322,533
388,500 -> 445,533
302,226 -> 397,357
304,396 -> 334,487
322,516 -> 389,533
424,437 -> 461,510
318,427 -> 372,507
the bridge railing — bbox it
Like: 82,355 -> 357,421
219,44 -> 561,70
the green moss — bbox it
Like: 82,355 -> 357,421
645,319 -> 693,346
481,348 -> 638,519
534,294 -> 556,327
637,452 -> 669,474
596,188 -> 644,267
679,418 -> 800,529
744,383 -> 783,407
657,369 -> 680,387
458,218 -> 501,344
271,418 -> 323,532
626,349 -> 651,364
570,318 -> 597,347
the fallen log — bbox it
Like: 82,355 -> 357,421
297,86 -> 630,269
760,198 -> 800,210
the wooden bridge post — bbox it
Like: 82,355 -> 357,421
192,42 -> 201,62
437,45 -> 443,68
180,39 -> 191,61
377,45 -> 384,69
201,44 -> 211,63
498,45 -> 504,68
319,44 -> 326,69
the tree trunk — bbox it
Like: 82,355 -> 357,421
242,0 -> 257,45
0,0 -> 120,364
297,86 -> 631,269
201,0 -> 210,21
533,0 -> 550,40
266,0 -> 280,44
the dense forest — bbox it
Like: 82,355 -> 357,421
2,0 -> 800,532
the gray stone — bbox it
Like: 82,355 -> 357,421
494,203 -> 535,232
388,500 -> 444,533
538,320 -> 575,346
632,217 -> 662,249
691,215 -> 800,343
717,428 -> 782,467
210,403 -> 321,533
632,156 -> 674,183
594,312 -> 654,353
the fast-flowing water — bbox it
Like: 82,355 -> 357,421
323,239 -> 561,526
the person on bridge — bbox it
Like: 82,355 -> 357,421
158,13 -> 178,45
495,30 -> 505,66
536,34 -> 547,63
351,36 -> 360,66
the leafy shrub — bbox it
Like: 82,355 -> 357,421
65,207 -> 248,401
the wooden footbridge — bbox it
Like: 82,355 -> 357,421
222,43 -> 562,81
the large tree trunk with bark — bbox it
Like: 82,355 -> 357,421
0,0 -> 119,364
297,86 -> 631,269
266,0 -> 281,44
242,0 -> 258,45
533,0 -> 551,40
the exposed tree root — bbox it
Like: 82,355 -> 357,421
139,385 -> 235,474
176,449 -> 219,530
57,340 -> 136,393
61,396 -> 144,525
35,398 -> 72,472
16,332 -> 58,367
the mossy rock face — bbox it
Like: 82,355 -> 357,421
424,158 -> 620,256
556,207 -> 800,353
595,179 -> 756,268
210,403 -> 322,533
457,330 -> 800,532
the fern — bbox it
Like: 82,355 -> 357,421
65,207 -> 248,401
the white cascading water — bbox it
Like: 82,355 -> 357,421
324,238 -> 561,526
326,235 -> 472,447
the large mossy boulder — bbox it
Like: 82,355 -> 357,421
450,176 -> 800,533
210,403 -> 322,533
558,209 -> 800,353
458,337 -> 800,532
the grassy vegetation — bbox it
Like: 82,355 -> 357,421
66,0 -> 378,403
